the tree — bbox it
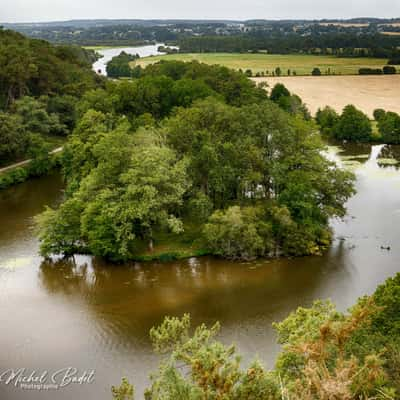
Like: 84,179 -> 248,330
316,106 -> 339,135
26,133 -> 53,176
312,67 -> 322,76
0,112 -> 27,165
373,108 -> 386,122
269,83 -> 290,102
13,96 -> 67,136
202,206 -> 274,260
333,105 -> 372,142
383,65 -> 397,75
37,121 -> 190,260
106,51 -> 139,78
114,273 -> 400,399
143,314 -> 279,399
37,63 -> 355,261
377,111 -> 400,144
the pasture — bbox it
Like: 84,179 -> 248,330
134,53 -> 390,76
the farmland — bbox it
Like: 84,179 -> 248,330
253,75 -> 400,117
134,53 -> 390,76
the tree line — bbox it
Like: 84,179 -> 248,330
0,28 -> 101,172
317,104 -> 400,144
178,33 -> 400,58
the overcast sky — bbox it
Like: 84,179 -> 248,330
2,0 -> 400,23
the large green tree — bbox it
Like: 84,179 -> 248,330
332,105 -> 372,142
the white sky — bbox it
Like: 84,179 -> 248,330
1,0 -> 400,23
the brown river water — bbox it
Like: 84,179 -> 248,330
0,143 -> 400,399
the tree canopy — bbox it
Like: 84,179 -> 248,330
36,61 -> 354,261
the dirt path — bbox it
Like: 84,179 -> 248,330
0,147 -> 63,175
253,75 -> 400,118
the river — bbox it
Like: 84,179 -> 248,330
0,144 -> 399,399
92,44 -> 170,75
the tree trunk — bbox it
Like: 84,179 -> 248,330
148,238 -> 154,252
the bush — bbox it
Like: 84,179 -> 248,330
0,167 -> 29,189
383,65 -> 397,75
358,68 -> 383,75
311,67 -> 322,76
373,108 -> 386,121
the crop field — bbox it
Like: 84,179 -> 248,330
253,75 -> 400,117
134,53 -> 389,76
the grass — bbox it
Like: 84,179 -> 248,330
131,224 -> 209,262
134,53 -> 389,76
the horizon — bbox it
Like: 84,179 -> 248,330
2,0 -> 400,24
3,16 -> 400,25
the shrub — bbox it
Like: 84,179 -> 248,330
270,83 -> 290,102
0,167 -> 29,189
383,65 -> 397,75
373,108 -> 386,121
311,67 -> 322,76
358,68 -> 383,75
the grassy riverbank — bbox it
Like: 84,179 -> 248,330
134,53 -> 390,76
130,225 -> 208,262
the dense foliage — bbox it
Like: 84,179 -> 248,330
0,29 -> 101,167
36,61 -> 354,261
112,273 -> 400,399
318,104 -> 400,144
178,32 -> 400,58
317,105 -> 373,142
106,51 -> 140,78
375,110 -> 400,144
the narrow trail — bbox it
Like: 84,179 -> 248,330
0,147 -> 63,174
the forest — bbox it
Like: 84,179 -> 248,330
0,28 -> 101,183
34,58 -> 354,262
178,33 -> 400,58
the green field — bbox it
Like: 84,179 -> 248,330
134,53 -> 389,76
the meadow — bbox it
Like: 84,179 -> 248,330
134,53 -> 390,76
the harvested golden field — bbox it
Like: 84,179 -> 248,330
253,75 -> 400,117
318,22 -> 369,27
379,22 -> 400,27
381,31 -> 400,36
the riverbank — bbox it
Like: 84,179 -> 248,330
0,148 -> 63,190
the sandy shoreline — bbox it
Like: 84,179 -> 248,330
252,75 -> 400,118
